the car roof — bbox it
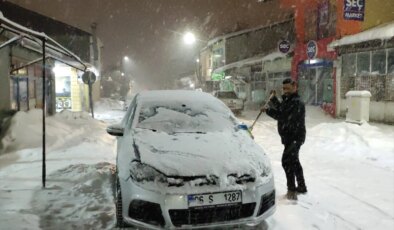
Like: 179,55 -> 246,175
136,90 -> 230,112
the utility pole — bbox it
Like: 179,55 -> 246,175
42,38 -> 46,188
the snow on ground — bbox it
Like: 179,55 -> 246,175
0,102 -> 393,230
240,106 -> 394,230
94,98 -> 126,124
0,103 -> 120,229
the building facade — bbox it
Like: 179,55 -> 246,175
0,2 -> 102,114
280,0 -> 394,121
199,19 -> 295,108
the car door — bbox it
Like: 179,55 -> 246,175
117,95 -> 138,181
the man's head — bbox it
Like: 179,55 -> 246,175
282,78 -> 297,96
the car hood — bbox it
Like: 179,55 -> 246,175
132,129 -> 271,179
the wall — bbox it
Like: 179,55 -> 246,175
263,57 -> 292,73
339,99 -> 394,123
362,0 -> 394,31
92,80 -> 101,102
0,47 -> 11,111
199,49 -> 211,81
225,20 -> 295,65
70,68 -> 83,112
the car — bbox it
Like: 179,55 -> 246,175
107,90 -> 275,229
213,91 -> 244,114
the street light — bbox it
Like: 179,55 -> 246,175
183,32 -> 196,45
124,56 -> 129,61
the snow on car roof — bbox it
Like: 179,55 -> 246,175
137,90 -> 230,112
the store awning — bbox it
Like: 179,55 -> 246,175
212,52 -> 287,74
329,21 -> 394,48
0,11 -> 87,71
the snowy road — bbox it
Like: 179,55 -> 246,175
0,101 -> 393,229
241,107 -> 394,230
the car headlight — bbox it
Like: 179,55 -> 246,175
130,161 -> 166,183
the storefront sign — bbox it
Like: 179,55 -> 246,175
82,71 -> 97,84
344,0 -> 365,21
307,40 -> 318,59
278,40 -> 291,54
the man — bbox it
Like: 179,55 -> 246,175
261,78 -> 307,200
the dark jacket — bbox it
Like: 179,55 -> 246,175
266,93 -> 306,145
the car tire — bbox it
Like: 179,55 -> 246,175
115,177 -> 127,228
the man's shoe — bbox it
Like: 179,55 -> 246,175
296,186 -> 308,194
286,191 -> 298,200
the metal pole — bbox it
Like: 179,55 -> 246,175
42,38 -> 46,188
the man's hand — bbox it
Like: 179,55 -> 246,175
269,90 -> 276,100
260,107 -> 267,113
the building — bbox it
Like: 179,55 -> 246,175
199,18 -> 295,108
0,1 -> 102,114
280,0 -> 394,122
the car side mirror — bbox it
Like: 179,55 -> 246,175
107,124 -> 124,137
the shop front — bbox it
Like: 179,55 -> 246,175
329,22 -> 394,123
292,37 -> 337,116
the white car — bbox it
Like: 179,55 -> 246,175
213,91 -> 244,114
107,90 -> 275,229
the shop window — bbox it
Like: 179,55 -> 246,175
342,53 -> 356,77
357,52 -> 370,76
388,49 -> 394,74
372,50 -> 386,75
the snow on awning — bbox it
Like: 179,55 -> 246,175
213,52 -> 287,74
329,21 -> 394,48
0,11 -> 86,71
207,18 -> 294,46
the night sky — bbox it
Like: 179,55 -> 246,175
7,0 -> 290,87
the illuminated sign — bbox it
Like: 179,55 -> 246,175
278,40 -> 291,54
307,40 -> 318,59
344,0 -> 365,21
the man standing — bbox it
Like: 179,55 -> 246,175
261,78 -> 307,200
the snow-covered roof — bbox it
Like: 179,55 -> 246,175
329,21 -> 394,48
138,90 -> 222,105
207,18 -> 294,46
213,52 -> 287,74
0,11 -> 85,67
345,90 -> 372,98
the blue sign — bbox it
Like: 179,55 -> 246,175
278,40 -> 291,54
306,40 -> 318,59
344,0 -> 365,21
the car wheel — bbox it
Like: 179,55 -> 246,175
115,177 -> 127,228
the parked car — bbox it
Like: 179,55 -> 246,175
213,91 -> 244,114
107,90 -> 275,229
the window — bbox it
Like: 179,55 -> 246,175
372,50 -> 386,75
388,49 -> 394,74
342,53 -> 356,77
357,52 -> 370,75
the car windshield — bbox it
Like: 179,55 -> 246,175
217,91 -> 238,99
136,102 -> 236,133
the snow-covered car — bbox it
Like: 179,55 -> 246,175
213,91 -> 244,114
107,90 -> 275,229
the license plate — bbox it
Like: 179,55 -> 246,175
188,191 -> 242,207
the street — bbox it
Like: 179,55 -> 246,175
0,101 -> 393,229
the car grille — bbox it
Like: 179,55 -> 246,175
257,190 -> 275,216
169,203 -> 256,227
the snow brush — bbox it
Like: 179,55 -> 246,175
249,91 -> 276,133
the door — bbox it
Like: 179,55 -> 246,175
298,63 -> 333,105
11,77 -> 29,111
